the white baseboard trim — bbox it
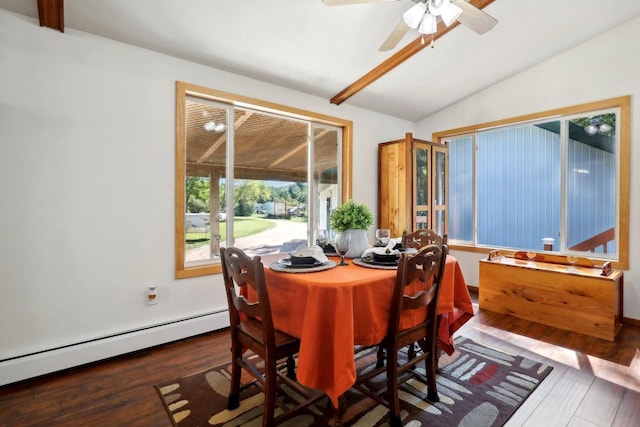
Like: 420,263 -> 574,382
0,311 -> 229,387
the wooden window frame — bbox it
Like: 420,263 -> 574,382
175,81 -> 353,279
433,96 -> 630,270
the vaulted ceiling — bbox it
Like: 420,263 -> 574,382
3,0 -> 640,121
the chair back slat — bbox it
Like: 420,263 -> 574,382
232,293 -> 262,318
401,284 -> 437,311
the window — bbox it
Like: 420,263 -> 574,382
175,82 -> 353,278
434,96 -> 629,269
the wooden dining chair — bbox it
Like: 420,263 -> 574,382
401,229 -> 447,249
220,247 -> 325,427
353,244 -> 447,427
394,229 -> 448,364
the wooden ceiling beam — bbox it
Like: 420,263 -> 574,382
37,0 -> 64,32
330,0 -> 496,106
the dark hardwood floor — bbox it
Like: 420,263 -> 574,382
2,292 -> 639,426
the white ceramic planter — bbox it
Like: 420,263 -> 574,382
343,229 -> 370,258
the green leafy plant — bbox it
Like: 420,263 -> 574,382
330,200 -> 374,232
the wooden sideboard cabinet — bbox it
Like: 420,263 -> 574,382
479,250 -> 623,341
378,133 -> 447,238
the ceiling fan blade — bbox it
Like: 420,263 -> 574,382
452,0 -> 498,34
322,0 -> 399,6
379,19 -> 411,51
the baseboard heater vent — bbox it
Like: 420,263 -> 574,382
0,310 -> 229,387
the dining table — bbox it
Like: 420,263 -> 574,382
257,252 -> 474,408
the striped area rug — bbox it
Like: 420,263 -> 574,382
155,336 -> 552,426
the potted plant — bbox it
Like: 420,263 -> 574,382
330,200 -> 374,258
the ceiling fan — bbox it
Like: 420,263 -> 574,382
323,0 -> 498,51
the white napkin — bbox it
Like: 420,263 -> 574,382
361,237 -> 402,258
291,245 -> 328,263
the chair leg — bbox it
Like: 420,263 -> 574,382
386,347 -> 402,426
408,342 -> 416,370
425,354 -> 439,402
435,316 -> 443,370
416,338 -> 439,402
227,341 -> 242,409
389,414 -> 403,427
286,354 -> 296,380
375,346 -> 385,369
424,347 -> 439,403
262,359 -> 277,427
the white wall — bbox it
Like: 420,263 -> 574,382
0,10 -> 414,384
415,16 -> 640,321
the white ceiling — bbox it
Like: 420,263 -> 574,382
3,0 -> 640,121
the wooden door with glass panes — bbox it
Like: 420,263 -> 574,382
378,133 -> 448,238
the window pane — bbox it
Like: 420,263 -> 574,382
184,99 -> 228,266
415,147 -> 428,206
415,210 -> 428,229
433,148 -> 447,237
567,114 -> 616,254
233,108 -> 308,255
414,144 -> 430,230
476,122 -> 561,251
448,136 -> 473,242
434,150 -> 446,205
434,210 -> 446,237
314,126 -> 340,237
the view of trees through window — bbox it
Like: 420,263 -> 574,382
186,177 -> 308,218
184,178 -> 309,254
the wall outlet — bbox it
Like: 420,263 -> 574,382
145,285 -> 158,306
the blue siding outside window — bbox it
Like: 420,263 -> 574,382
567,139 -> 616,249
449,121 -> 615,253
448,136 -> 473,241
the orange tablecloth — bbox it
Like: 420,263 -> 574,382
260,254 -> 473,407
438,255 -> 475,355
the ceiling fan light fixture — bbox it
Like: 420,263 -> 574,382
418,13 -> 437,35
427,0 -> 450,16
403,2 -> 427,29
440,2 -> 462,26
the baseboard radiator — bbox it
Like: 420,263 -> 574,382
0,311 -> 229,387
